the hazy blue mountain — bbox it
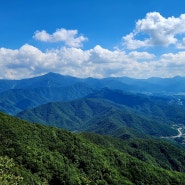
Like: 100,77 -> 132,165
0,73 -> 95,115
83,77 -> 133,91
0,83 -> 94,115
1,72 -> 185,115
1,72 -> 185,94
0,72 -> 81,92
114,75 -> 185,94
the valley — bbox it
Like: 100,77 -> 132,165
1,1 -> 185,184
161,124 -> 185,146
1,73 -> 185,184
171,126 -> 183,138
161,125 -> 183,138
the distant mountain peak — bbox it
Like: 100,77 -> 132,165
44,72 -> 61,76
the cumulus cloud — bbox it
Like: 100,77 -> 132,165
33,28 -> 88,48
122,12 -> 185,49
0,44 -> 157,79
128,51 -> 155,60
1,20 -> 185,79
1,43 -> 185,79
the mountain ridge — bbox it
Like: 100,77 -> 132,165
17,93 -> 179,138
1,72 -> 185,115
1,72 -> 185,92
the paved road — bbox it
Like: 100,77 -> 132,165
161,127 -> 183,139
172,128 -> 182,138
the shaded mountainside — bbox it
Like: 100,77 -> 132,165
87,88 -> 185,124
17,97 -> 177,137
1,72 -> 185,115
0,73 -> 95,115
1,72 -> 185,94
0,72 -> 81,93
0,83 -> 94,115
1,112 -> 185,184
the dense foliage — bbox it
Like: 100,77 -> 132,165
87,88 -> 185,124
1,112 -> 185,184
17,97 -> 178,137
0,156 -> 23,184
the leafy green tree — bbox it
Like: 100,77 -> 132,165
0,156 -> 23,185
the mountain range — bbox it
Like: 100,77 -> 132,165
17,90 -> 183,138
1,72 -> 185,115
1,72 -> 185,94
1,72 -> 185,141
2,73 -> 185,184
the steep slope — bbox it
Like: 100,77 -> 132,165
17,98 -> 177,137
1,112 -> 185,184
87,88 -> 185,124
81,132 -> 185,172
0,83 -> 94,115
0,73 -> 95,115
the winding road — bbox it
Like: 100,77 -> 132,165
171,128 -> 182,138
161,127 -> 183,139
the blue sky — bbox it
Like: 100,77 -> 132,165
1,0 -> 185,79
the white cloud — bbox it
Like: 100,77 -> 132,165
128,51 -> 155,60
89,45 -> 127,63
122,12 -> 185,49
146,52 -> 185,77
122,33 -> 149,50
0,44 -> 155,79
1,43 -> 185,79
33,28 -> 88,48
1,21 -> 185,79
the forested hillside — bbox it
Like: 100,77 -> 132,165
1,112 -> 185,184
17,97 -> 177,137
17,88 -> 185,139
